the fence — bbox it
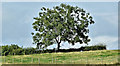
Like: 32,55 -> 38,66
0,51 -> 119,64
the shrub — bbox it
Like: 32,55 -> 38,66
14,49 -> 24,55
2,44 -> 22,56
1,44 -> 106,56
82,44 -> 106,51
24,47 -> 36,55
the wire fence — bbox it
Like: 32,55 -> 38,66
1,52 -> 118,64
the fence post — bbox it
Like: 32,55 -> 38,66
4,53 -> 5,63
80,58 -> 82,64
38,57 -> 40,64
21,58 -> 22,64
101,57 -> 103,64
86,57 -> 88,64
55,48 -> 56,64
13,53 -> 14,64
55,57 -> 56,64
52,56 -> 53,63
31,57 -> 33,63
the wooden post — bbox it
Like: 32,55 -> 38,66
13,53 -> 14,64
31,58 -> 33,63
38,57 -> 40,64
3,45 -> 5,63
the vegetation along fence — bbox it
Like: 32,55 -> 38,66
0,45 -> 119,64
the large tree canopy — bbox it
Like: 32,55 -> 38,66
32,3 -> 95,50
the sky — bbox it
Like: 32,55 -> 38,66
1,2 -> 118,50
1,0 -> 119,2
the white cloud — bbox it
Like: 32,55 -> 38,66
47,36 -> 118,50
19,37 -> 36,48
47,44 -> 57,49
93,12 -> 118,27
11,35 -> 117,50
52,41 -> 87,49
47,41 -> 86,49
92,36 -> 118,44
2,37 -> 36,48
89,36 -> 118,50
0,42 -> 4,46
105,15 -> 118,26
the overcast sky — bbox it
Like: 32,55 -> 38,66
1,2 -> 118,50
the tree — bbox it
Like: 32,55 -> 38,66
32,3 -> 95,51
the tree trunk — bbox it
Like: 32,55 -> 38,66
55,37 -> 61,51
57,42 -> 60,51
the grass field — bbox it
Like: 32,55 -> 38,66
0,50 -> 119,64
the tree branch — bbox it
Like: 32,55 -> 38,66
55,36 -> 61,44
55,38 -> 59,44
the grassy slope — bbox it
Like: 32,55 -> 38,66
1,50 -> 119,64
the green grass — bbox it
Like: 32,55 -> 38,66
1,50 -> 119,64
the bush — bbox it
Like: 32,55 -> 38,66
24,47 -> 36,55
2,44 -> 39,56
2,44 -> 23,56
1,44 -> 106,56
82,44 -> 106,51
14,49 -> 24,55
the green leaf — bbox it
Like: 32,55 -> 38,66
31,32 -> 34,35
